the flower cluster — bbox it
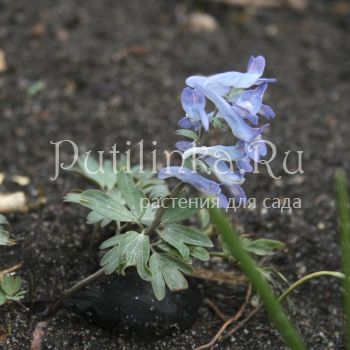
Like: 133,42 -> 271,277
159,56 -> 276,207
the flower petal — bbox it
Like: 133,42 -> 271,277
197,85 -> 264,142
247,55 -> 265,75
159,167 -> 221,196
178,116 -> 196,129
203,71 -> 261,90
225,184 -> 247,204
245,138 -> 267,162
183,145 -> 245,161
236,83 -> 267,115
259,104 -> 275,120
176,141 -> 194,152
205,157 -> 245,185
181,87 -> 209,131
237,157 -> 253,173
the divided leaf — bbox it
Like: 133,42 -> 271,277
0,275 -> 25,304
158,224 -> 213,260
118,169 -> 146,221
1,275 -> 22,296
149,253 -> 193,301
0,215 -> 13,246
72,155 -> 117,190
189,246 -> 210,261
68,190 -> 134,222
0,230 -> 13,246
241,238 -> 286,256
0,214 -> 9,226
100,231 -> 151,280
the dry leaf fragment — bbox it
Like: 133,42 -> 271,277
0,192 -> 27,213
11,175 -> 30,186
0,173 -> 5,185
0,50 -> 7,72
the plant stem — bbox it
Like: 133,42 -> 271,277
278,271 -> 344,303
209,205 -> 306,350
144,182 -> 185,235
335,169 -> 350,350
209,251 -> 229,258
45,268 -> 105,316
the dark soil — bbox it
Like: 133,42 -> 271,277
0,0 -> 349,349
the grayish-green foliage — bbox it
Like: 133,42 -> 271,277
0,214 -> 13,246
65,156 -> 207,300
66,155 -> 285,300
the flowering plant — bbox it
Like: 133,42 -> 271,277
160,55 -> 275,208
64,56 -> 284,301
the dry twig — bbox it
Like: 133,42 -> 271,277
0,263 -> 23,280
206,299 -> 229,322
192,268 -> 246,285
195,284 -> 252,350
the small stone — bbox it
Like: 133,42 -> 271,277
31,23 -> 46,37
317,222 -> 325,230
185,12 -> 218,33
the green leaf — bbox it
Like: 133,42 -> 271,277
148,184 -> 170,199
176,129 -> 199,142
0,214 -> 13,246
118,169 -> 146,220
149,254 -> 166,300
27,80 -> 45,97
141,204 -> 157,226
157,242 -> 191,261
100,231 -> 151,280
109,188 -> 126,205
198,208 -> 210,229
0,229 -> 12,246
211,117 -> 226,129
0,293 -> 7,306
1,275 -> 22,297
72,155 -> 117,190
103,160 -> 118,191
123,233 -> 151,280
64,192 -> 82,204
100,231 -> 137,274
100,233 -> 124,249
149,253 -> 193,300
158,224 -> 213,260
0,214 -> 9,226
161,197 -> 198,224
131,169 -> 154,182
189,246 -> 210,261
242,238 -> 286,256
86,211 -> 105,224
79,190 -> 134,222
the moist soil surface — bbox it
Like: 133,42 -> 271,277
0,0 -> 349,349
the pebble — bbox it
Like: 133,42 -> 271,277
66,272 -> 202,335
185,12 -> 218,33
